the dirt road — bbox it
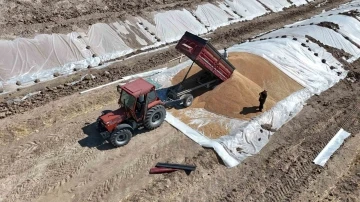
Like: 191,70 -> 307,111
0,0 -> 359,201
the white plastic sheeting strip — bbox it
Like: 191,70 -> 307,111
286,14 -> 360,46
229,38 -> 347,94
258,25 -> 360,62
290,0 -> 309,6
143,9 -> 208,44
313,128 -> 351,166
194,3 -> 239,31
258,0 -> 292,12
0,32 -> 96,84
165,112 -> 240,167
225,0 -> 269,20
82,23 -> 134,61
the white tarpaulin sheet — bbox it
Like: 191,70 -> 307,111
0,32 -> 96,85
313,128 -> 351,166
139,9 -> 208,44
286,14 -> 360,46
225,0 -> 269,19
258,0 -> 292,12
258,25 -> 360,62
229,38 -> 347,94
194,3 -> 239,31
110,19 -> 155,48
290,0 -> 309,6
165,113 -> 239,167
82,23 -> 134,61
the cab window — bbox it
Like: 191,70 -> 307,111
147,90 -> 157,103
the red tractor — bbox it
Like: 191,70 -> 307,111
96,78 -> 177,147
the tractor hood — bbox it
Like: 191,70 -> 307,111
100,107 -> 127,126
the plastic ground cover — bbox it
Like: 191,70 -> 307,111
286,14 -> 360,46
82,23 -> 134,62
290,0 -> 310,6
142,9 -> 208,44
224,0 -> 269,20
194,3 -> 239,31
0,32 -> 98,85
258,25 -> 360,62
313,128 -> 351,167
258,0 -> 292,12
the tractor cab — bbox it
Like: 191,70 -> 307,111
117,78 -> 161,122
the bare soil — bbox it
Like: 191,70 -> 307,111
0,0 -> 359,202
0,0 -> 213,39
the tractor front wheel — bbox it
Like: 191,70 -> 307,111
144,105 -> 166,130
110,128 -> 132,147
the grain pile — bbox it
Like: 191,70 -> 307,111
229,52 -> 303,100
171,52 -> 303,120
193,70 -> 277,119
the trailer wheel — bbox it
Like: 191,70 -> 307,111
144,105 -> 166,130
182,94 -> 194,108
110,128 -> 132,147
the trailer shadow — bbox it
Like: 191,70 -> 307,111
78,119 -> 148,151
240,106 -> 259,115
157,71 -> 215,110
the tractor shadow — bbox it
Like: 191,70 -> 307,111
240,106 -> 259,115
78,115 -> 148,151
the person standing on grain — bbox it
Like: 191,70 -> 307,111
223,48 -> 228,59
258,90 -> 267,112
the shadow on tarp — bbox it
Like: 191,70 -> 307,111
154,71 -> 213,109
78,110 -> 149,151
240,106 -> 259,115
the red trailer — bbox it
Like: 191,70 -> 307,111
165,31 -> 235,105
175,31 -> 235,81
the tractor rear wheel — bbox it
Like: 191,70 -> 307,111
110,128 -> 132,147
144,105 -> 166,130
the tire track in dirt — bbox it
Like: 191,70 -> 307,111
258,107 -> 360,202
322,153 -> 360,201
0,103 -> 199,202
35,125 -> 200,202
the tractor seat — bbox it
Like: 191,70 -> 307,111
136,101 -> 145,117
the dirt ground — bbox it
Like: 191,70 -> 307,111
0,0 -> 213,39
0,0 -> 360,202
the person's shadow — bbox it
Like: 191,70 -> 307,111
240,106 -> 259,115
